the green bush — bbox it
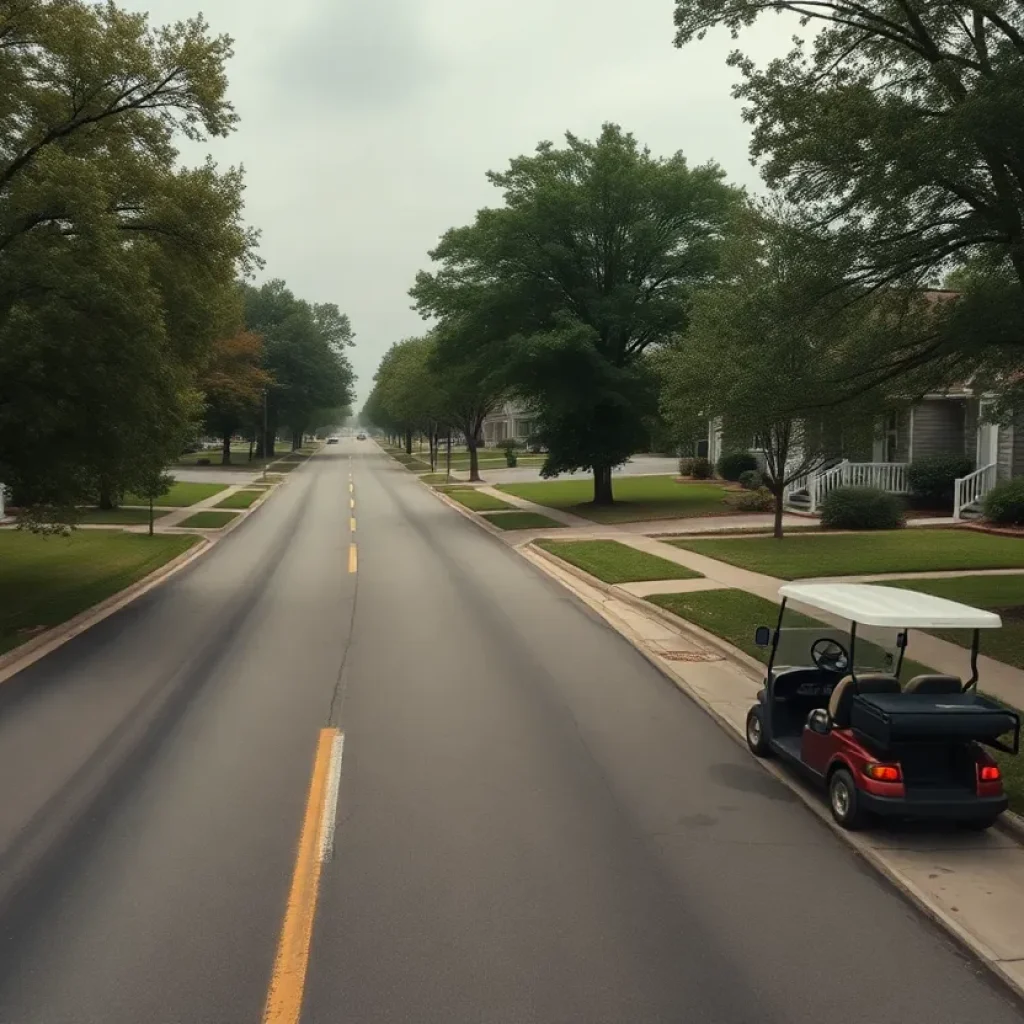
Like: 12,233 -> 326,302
727,487 -> 774,512
820,486 -> 905,531
907,455 -> 974,510
691,457 -> 713,480
716,451 -> 759,481
738,469 -> 763,491
983,479 -> 1024,525
678,456 -> 695,476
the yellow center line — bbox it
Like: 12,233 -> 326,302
262,728 -> 338,1024
350,517 -> 356,532
348,543 -> 357,573
349,498 -> 355,510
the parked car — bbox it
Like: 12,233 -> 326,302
356,433 -> 366,440
745,582 -> 1016,830
327,436 -> 340,444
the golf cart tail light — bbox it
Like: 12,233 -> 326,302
980,765 -> 1001,782
866,763 -> 901,782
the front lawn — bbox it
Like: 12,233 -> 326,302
499,476 -> 732,524
78,507 -> 171,525
215,489 -> 264,510
446,489 -> 515,512
179,510 -> 239,529
537,539 -> 702,585
673,530 -> 1024,579
123,481 -> 227,507
482,512 -> 566,531
649,588 -> 931,680
888,575 -> 1024,671
0,531 -> 199,655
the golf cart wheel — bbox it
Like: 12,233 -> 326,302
958,816 -> 1000,832
828,768 -> 867,830
745,706 -> 771,758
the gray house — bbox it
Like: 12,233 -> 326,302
706,386 -> 1022,518
482,400 -> 538,445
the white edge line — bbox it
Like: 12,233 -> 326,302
318,731 -> 345,864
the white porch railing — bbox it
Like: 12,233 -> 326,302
843,462 -> 909,493
954,463 -> 996,520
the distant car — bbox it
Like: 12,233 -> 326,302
326,436 -> 340,444
356,433 -> 366,440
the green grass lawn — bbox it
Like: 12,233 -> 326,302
673,530 -> 1024,579
482,512 -> 566,531
77,507 -> 172,525
123,481 -> 227,507
214,489 -> 264,510
178,510 -> 239,529
0,531 -> 199,655
266,462 -> 299,474
537,539 -> 702,584
498,476 -> 732,524
887,575 -> 1024,671
446,489 -> 515,512
418,473 -> 455,484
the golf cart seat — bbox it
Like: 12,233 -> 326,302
904,673 -> 962,695
828,674 -> 901,729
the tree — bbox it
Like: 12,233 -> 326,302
201,331 -> 273,464
673,0 -> 1024,390
0,1 -> 257,519
659,205 -> 880,536
242,280 -> 356,455
412,124 -> 741,504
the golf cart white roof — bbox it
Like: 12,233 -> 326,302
779,583 -> 1002,629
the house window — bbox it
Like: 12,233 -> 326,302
883,412 -> 899,462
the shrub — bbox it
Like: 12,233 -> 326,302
820,486 -> 905,530
983,479 -> 1024,525
738,469 -> 763,491
716,450 -> 759,481
691,457 -> 713,480
907,455 -> 974,510
678,456 -> 695,477
497,438 -> 522,451
727,487 -> 774,512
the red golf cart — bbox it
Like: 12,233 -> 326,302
744,583 -> 1019,830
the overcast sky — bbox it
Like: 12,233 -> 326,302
129,1 -> 792,407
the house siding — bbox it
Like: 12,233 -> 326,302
998,421 -> 1015,481
965,400 -> 979,460
910,399 -> 966,462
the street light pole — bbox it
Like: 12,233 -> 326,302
262,388 -> 268,483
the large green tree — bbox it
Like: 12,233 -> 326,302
412,124 -> 741,504
242,281 -> 356,454
673,0 -> 1024,395
0,0 -> 256,519
660,205 -> 881,536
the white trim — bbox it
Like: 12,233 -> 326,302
907,406 -> 915,463
779,583 -> 1002,629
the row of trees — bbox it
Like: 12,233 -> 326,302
367,0 -> 1024,533
0,2 -> 355,521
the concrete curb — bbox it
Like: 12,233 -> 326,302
519,543 -> 1024,1005
425,484 -> 508,538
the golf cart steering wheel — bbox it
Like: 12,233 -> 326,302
810,638 -> 850,674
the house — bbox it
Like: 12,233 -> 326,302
481,400 -> 538,446
706,387 -> 1024,518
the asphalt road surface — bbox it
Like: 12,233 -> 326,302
0,439 -> 1020,1023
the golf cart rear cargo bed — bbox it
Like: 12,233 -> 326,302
851,692 -> 1018,748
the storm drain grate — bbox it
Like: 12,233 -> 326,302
657,649 -> 723,662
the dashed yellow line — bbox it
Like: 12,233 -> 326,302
348,544 -> 357,573
350,517 -> 356,533
349,498 -> 354,510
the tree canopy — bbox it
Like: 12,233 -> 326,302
0,0 -> 257,518
672,0 -> 1024,396
412,123 -> 741,503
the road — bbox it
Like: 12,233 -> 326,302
0,439 -> 1019,1023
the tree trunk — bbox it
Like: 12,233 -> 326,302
773,489 -> 785,539
248,435 -> 255,462
221,432 -> 232,466
446,429 -> 452,482
98,479 -> 116,510
404,428 -> 413,455
292,428 -> 302,451
467,439 -> 481,482
149,497 -> 154,537
428,430 -> 436,471
593,465 -> 614,505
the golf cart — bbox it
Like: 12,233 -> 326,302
745,583 -> 1019,830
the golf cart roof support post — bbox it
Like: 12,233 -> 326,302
768,598 -> 787,678
895,630 -> 907,678
849,621 -> 858,681
968,629 -> 980,690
